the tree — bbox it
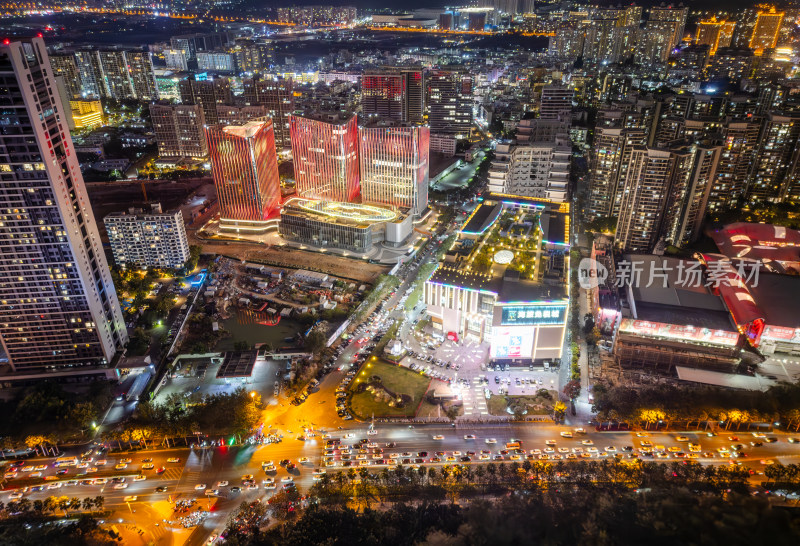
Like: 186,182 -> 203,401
305,329 -> 327,354
563,379 -> 581,401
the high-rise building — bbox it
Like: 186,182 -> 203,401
178,76 -> 232,126
648,5 -> 688,46
539,85 -> 574,120
126,50 -> 157,101
706,121 -> 760,212
695,18 -> 736,56
215,105 -> 268,126
206,120 -> 282,230
104,204 -> 190,269
426,70 -> 473,137
164,49 -> 188,71
150,103 -> 208,158
289,114 -> 360,203
747,114 -> 800,202
588,127 -> 646,219
197,51 -> 237,73
638,20 -> 680,63
233,40 -> 273,74
97,50 -> 135,100
615,147 -> 691,252
750,9 -> 784,53
48,52 -> 83,99
361,70 -> 424,124
242,77 -> 294,148
0,38 -> 128,373
359,126 -> 429,216
74,49 -> 105,98
468,11 -> 487,31
69,99 -> 104,129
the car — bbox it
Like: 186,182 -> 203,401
485,438 -> 497,444
560,432 -> 573,438
115,463 -> 128,470
86,467 -> 97,473
77,462 -> 89,469
155,486 -> 167,493
142,458 -> 153,463
242,474 -> 254,481
133,475 -> 146,482
8,492 -> 23,500
262,460 -> 274,467
167,458 -> 180,463
676,436 -> 689,442
123,495 -> 138,502
299,457 -> 310,464
788,438 -> 799,444
581,440 -> 594,446
216,481 -> 229,488
545,440 -> 556,447
34,465 -> 47,471
728,436 -> 739,441
667,446 -> 681,453
156,467 -> 165,474
46,482 -> 61,490
761,459 -> 776,465
113,483 -> 128,489
142,463 -> 154,470
463,435 -> 476,440
94,460 -> 106,466
246,483 -> 258,490
281,476 -> 294,483
56,469 -> 69,475
432,435 -> 445,440
4,472 -> 17,479
30,472 -> 42,478
230,486 -> 241,493
765,437 -> 778,443
120,458 -> 132,464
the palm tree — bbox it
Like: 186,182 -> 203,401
82,497 -> 94,511
57,496 -> 69,516
93,496 -> 104,510
43,496 -> 56,514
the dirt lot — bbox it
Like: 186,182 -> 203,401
197,239 -> 388,284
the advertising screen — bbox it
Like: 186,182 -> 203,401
491,327 -> 534,359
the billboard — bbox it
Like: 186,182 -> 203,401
490,327 -> 534,359
500,304 -> 567,326
618,318 -> 738,347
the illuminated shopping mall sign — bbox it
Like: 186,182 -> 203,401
500,304 -> 567,326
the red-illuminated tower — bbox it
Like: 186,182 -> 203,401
206,120 -> 282,230
289,114 -> 360,202
359,126 -> 429,216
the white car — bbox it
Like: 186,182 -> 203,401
46,483 -> 61,490
299,457 -> 310,464
280,476 -> 294,483
560,432 -> 573,438
113,483 -> 128,490
167,458 -> 180,463
95,460 -> 107,466
216,481 -> 229,488
432,435 -> 445,440
8,492 -> 23,500
133,475 -> 146,482
581,440 -> 594,446
463,435 -> 476,440
485,438 -> 497,444
262,478 -> 275,485
115,463 -> 127,470
123,495 -> 138,502
120,458 -> 132,464
262,461 -> 274,468
195,484 -> 207,490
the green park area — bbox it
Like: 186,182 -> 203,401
347,358 -> 431,419
487,389 -> 559,418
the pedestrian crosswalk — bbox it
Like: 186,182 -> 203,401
461,377 -> 489,417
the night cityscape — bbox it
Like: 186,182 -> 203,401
2,0 -> 800,544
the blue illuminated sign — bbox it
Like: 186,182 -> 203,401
501,304 -> 567,326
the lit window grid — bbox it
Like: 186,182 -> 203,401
206,121 -> 282,222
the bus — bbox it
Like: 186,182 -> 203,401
54,456 -> 78,468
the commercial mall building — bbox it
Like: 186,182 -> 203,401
423,195 -> 570,365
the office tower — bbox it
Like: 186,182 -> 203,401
747,114 -> 800,202
488,143 -> 570,202
426,70 -> 473,137
150,103 -> 208,158
0,38 -> 128,372
126,50 -> 157,101
615,147 -> 691,252
706,121 -> 760,212
48,52 -> 83,99
289,114 -> 360,202
242,77 -> 294,147
648,5 -> 688,47
104,204 -> 190,269
215,105 -> 267,126
695,18 -> 736,56
74,49 -> 105,98
361,70 -> 424,124
207,120 -> 282,228
178,76 -> 232,126
588,127 -> 646,219
750,9 -> 784,53
164,49 -> 188,71
359,126 -> 429,216
539,85 -> 573,120
97,50 -> 135,100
